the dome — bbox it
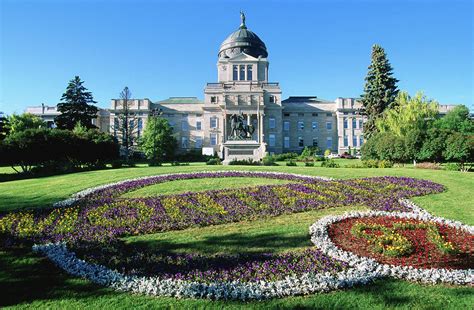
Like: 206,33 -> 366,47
218,13 -> 268,59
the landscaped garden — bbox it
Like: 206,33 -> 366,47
0,165 -> 473,308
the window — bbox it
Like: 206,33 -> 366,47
269,134 -> 276,147
360,135 -> 364,146
326,113 -> 332,117
181,136 -> 188,148
284,113 -> 290,117
344,136 -> 348,147
247,65 -> 252,80
137,118 -> 143,137
211,96 -> 217,103
298,137 -> 304,147
239,65 -> 245,80
326,121 -> 332,130
312,137 -> 318,147
359,119 -> 363,129
283,121 -> 290,131
195,136 -> 203,149
312,121 -> 318,130
352,118 -> 357,129
298,121 -> 304,130
210,133 -> 217,146
233,65 -> 238,80
353,135 -> 358,147
196,113 -> 202,117
269,117 -> 276,129
210,117 -> 218,129
326,137 -> 332,149
269,96 -> 275,103
181,120 -> 188,131
343,118 -> 348,129
312,113 -> 318,117
196,121 -> 202,131
284,136 -> 290,148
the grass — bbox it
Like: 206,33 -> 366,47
122,176 -> 292,197
0,164 -> 473,309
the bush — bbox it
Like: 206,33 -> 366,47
206,158 -> 221,165
378,160 -> 393,168
229,159 -> 260,166
321,159 -> 340,168
147,160 -> 162,167
304,161 -> 315,167
111,160 -> 124,168
324,149 -> 331,157
262,155 -> 277,166
444,163 -> 460,171
286,160 -> 297,166
274,152 -> 298,161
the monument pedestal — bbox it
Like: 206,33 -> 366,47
222,140 -> 266,164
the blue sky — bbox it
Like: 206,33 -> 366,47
1,0 -> 472,115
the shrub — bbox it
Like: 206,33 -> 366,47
229,159 -> 260,166
274,152 -> 298,161
304,161 -> 315,167
262,155 -> 277,166
206,158 -> 221,165
324,149 -> 331,157
444,163 -> 460,171
286,160 -> 297,166
378,160 -> 393,168
362,159 -> 379,168
321,159 -> 340,168
111,160 -> 124,168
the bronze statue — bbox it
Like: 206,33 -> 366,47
229,112 -> 255,140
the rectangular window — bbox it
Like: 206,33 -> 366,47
195,136 -> 203,149
269,96 -> 275,103
137,118 -> 143,138
352,118 -> 357,129
312,137 -> 318,147
298,121 -> 304,130
239,65 -> 245,80
359,119 -> 363,129
284,113 -> 290,117
312,113 -> 318,117
196,121 -> 202,130
360,135 -> 364,146
284,136 -> 290,148
343,112 -> 348,115
269,117 -> 276,129
326,113 -> 332,117
283,121 -> 290,131
269,134 -> 276,147
353,135 -> 358,147
344,136 -> 348,147
326,137 -> 332,149
326,121 -> 332,130
343,118 -> 348,129
312,121 -> 318,130
210,133 -> 217,146
298,137 -> 304,147
211,96 -> 217,103
181,120 -> 188,131
233,65 -> 238,80
181,136 -> 188,149
210,117 -> 218,129
247,65 -> 252,80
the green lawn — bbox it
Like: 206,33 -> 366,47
0,165 -> 473,309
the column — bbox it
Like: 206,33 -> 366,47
223,113 -> 227,143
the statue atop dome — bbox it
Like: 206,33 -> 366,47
240,11 -> 246,29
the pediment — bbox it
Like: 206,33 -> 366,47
227,52 -> 259,62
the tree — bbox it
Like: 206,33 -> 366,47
434,105 -> 474,134
55,76 -> 99,130
139,116 -> 176,164
376,91 -> 439,137
443,133 -> 474,172
360,44 -> 399,139
0,112 -> 10,140
111,86 -> 140,162
6,113 -> 45,134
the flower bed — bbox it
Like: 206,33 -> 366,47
4,171 -> 471,300
0,172 -> 445,244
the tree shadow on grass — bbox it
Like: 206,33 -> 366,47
0,246 -> 117,307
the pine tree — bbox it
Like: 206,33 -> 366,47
361,44 -> 399,139
55,76 -> 99,130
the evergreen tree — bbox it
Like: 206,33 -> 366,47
361,44 -> 399,138
55,76 -> 98,130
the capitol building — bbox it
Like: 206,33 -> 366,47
27,13 -> 455,162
